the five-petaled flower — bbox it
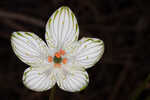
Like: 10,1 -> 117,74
11,6 -> 104,92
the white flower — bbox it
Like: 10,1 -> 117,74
11,6 -> 104,92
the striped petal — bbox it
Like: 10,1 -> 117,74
45,6 -> 79,49
57,66 -> 89,92
11,32 -> 49,67
23,67 -> 56,92
74,37 -> 104,69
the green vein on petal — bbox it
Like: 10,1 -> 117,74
25,32 -> 33,37
54,10 -> 59,21
85,74 -> 89,80
71,12 -> 74,27
23,67 -> 32,82
16,32 -> 25,38
84,38 -> 102,43
80,81 -> 88,91
12,33 -> 17,39
75,35 -> 78,41
75,24 -> 78,33
66,7 -> 70,17
60,7 -> 64,16
48,18 -> 52,28
46,31 -> 55,48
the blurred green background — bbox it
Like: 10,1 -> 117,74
0,0 -> 149,100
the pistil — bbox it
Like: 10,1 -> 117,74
53,56 -> 62,64
48,49 -> 67,67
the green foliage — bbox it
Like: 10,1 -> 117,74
131,74 -> 150,100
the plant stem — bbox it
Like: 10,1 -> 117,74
49,86 -> 56,100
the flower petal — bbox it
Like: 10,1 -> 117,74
45,6 -> 79,49
56,66 -> 89,92
74,37 -> 104,69
23,67 -> 56,92
11,32 -> 49,67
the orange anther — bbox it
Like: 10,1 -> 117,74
48,56 -> 53,62
60,49 -> 66,56
62,58 -> 67,64
55,52 -> 61,58
54,63 -> 61,67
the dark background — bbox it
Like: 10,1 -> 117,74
0,0 -> 149,100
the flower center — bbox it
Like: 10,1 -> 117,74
48,49 -> 67,67
53,56 -> 62,63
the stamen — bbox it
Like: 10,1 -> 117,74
48,56 -> 53,62
49,50 -> 67,67
55,52 -> 61,58
62,58 -> 67,64
54,63 -> 61,67
60,49 -> 66,56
